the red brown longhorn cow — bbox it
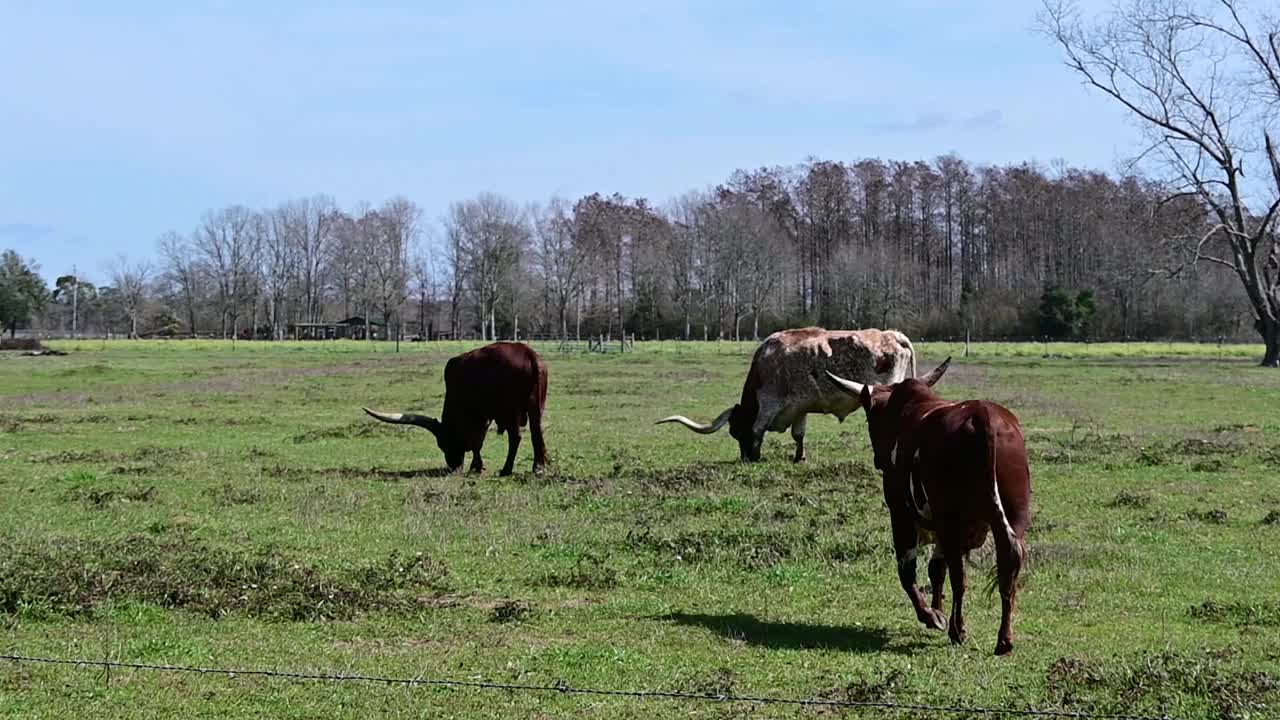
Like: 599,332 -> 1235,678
364,342 -> 548,476
827,358 -> 1031,655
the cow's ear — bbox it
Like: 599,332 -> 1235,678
860,385 -> 873,411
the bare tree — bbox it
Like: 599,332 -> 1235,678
442,219 -> 466,337
109,255 -> 153,339
445,193 -> 527,341
287,195 -> 335,325
368,197 -> 420,341
157,231 -> 204,336
329,210 -> 365,322
533,196 -> 586,339
1044,0 -> 1280,365
410,239 -> 438,339
194,206 -> 256,339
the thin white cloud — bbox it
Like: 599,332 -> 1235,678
0,223 -> 54,242
871,112 -> 949,134
961,109 -> 1004,130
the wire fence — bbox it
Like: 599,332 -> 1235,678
1,653 -> 1178,720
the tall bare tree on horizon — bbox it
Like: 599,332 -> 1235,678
1044,0 -> 1280,365
109,255 -> 152,339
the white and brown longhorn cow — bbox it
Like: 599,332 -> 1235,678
657,327 -> 917,462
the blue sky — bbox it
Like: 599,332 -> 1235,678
0,1 -> 1131,284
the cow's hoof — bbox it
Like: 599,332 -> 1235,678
498,468 -> 513,477
994,639 -> 1014,656
948,622 -> 966,645
920,609 -> 946,631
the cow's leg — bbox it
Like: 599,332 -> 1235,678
743,398 -> 778,463
945,546 -> 968,645
528,404 -> 547,474
891,515 -> 945,630
469,449 -> 483,474
927,545 -> 948,616
499,425 -> 521,477
790,415 -> 807,463
993,532 -> 1024,656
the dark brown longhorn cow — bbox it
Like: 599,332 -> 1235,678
826,358 -> 1031,655
363,341 -> 548,476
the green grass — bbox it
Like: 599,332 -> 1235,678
1,340 -> 1278,719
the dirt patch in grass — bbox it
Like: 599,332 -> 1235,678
1186,508 -> 1229,525
1169,437 -> 1238,456
1191,458 -> 1228,473
623,462 -> 738,491
681,667 -> 737,697
1135,446 -> 1171,467
815,668 -> 907,709
261,464 -> 449,482
534,553 -> 619,590
1190,600 -> 1280,627
36,446 -> 197,468
0,534 -> 449,621
63,485 -> 158,508
110,461 -> 173,477
39,449 -> 112,464
1259,446 -> 1280,468
1044,651 -> 1279,718
488,599 -> 533,624
614,459 -> 878,495
1212,423 -> 1265,434
1106,491 -> 1151,509
625,524 -> 814,570
0,413 -> 116,432
406,485 -> 481,509
819,533 -> 877,565
204,483 -> 264,507
291,421 -> 408,444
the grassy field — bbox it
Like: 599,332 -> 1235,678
1,339 -> 1278,719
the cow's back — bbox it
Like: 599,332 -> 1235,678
912,400 -> 1030,536
443,342 -> 543,423
753,327 -> 913,398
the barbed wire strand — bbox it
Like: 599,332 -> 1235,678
2,653 -> 1175,720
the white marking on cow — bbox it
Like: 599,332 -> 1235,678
992,471 -> 1017,551
889,442 -> 898,468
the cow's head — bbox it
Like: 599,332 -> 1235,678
362,408 -> 466,472
825,357 -> 950,472
655,403 -> 761,462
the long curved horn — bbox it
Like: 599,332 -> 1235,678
655,406 -> 733,434
825,371 -> 866,397
362,407 -> 440,434
921,357 -> 951,387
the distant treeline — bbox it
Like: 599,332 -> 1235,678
10,154 -> 1251,342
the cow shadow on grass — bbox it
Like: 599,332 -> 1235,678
657,612 -> 928,654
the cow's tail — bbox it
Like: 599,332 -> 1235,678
897,332 -> 918,378
980,405 -> 1024,597
525,347 -> 547,428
